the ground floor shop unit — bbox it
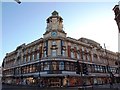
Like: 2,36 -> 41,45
2,74 -> 120,87
2,59 -> 120,87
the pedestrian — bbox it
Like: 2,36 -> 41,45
109,80 -> 113,88
40,80 -> 43,87
25,80 -> 28,85
66,79 -> 69,87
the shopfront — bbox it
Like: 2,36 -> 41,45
36,76 -> 83,87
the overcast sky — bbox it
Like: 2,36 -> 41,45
1,2 -> 119,66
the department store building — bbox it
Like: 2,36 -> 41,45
2,11 -> 120,87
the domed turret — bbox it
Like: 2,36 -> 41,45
43,11 -> 66,38
46,11 -> 63,31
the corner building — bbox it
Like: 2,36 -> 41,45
2,11 -> 120,87
113,2 -> 120,52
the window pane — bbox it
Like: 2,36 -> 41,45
87,55 -> 90,61
41,63 -> 44,71
77,53 -> 80,59
52,62 -> 57,70
52,41 -> 56,45
59,62 -> 64,70
65,62 -> 69,70
44,51 -> 47,57
24,57 -> 26,63
52,50 -> 57,56
32,54 -> 34,60
28,56 -> 30,62
44,62 -> 49,70
71,52 -> 74,58
61,40 -> 64,46
70,62 -> 75,71
83,55 -> 86,61
37,53 -> 39,59
62,50 -> 66,56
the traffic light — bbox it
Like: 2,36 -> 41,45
76,61 -> 80,74
82,63 -> 88,75
110,72 -> 115,83
106,65 -> 111,73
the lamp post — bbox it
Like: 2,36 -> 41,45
104,43 -> 113,88
117,53 -> 120,83
38,61 -> 41,87
81,49 -> 87,89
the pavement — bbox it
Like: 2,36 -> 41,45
1,83 -> 120,90
92,83 -> 120,89
0,79 -> 2,90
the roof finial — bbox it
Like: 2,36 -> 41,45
52,10 -> 59,16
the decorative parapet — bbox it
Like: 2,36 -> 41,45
78,37 -> 101,48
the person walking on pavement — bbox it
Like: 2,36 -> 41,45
109,79 -> 113,88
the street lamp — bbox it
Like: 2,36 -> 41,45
81,50 -> 88,89
117,53 -> 120,83
104,43 -> 114,88
38,61 -> 41,87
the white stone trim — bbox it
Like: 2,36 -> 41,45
62,71 -> 76,74
40,72 -> 47,74
88,73 -> 110,77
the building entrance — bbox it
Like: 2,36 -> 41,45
49,77 -> 62,87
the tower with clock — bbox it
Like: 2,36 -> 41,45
43,11 -> 66,38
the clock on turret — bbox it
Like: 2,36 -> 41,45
51,31 -> 57,37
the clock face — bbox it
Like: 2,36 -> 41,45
51,31 -> 57,37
